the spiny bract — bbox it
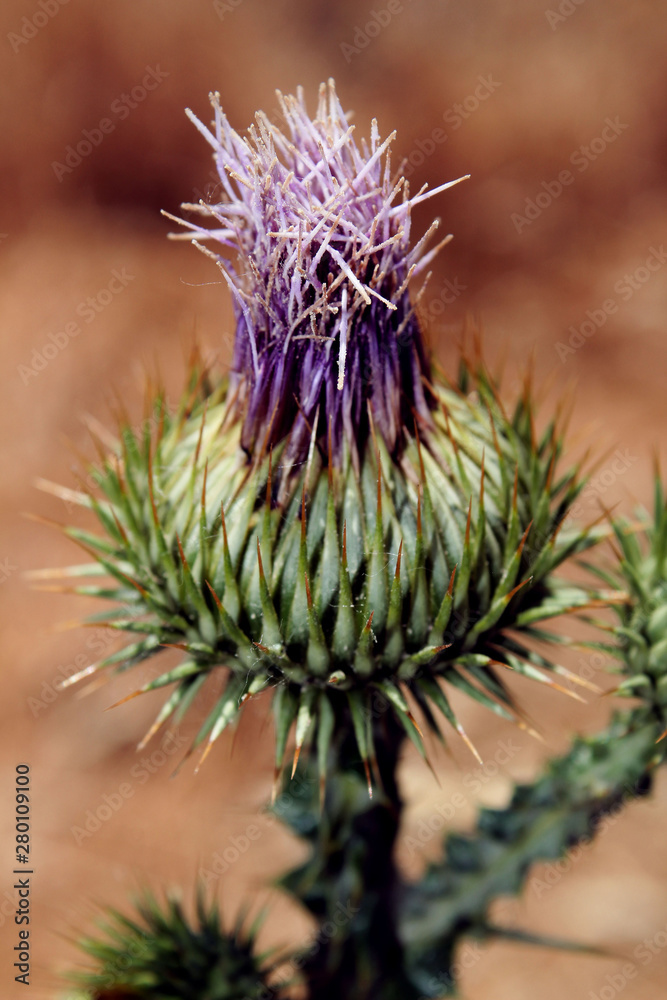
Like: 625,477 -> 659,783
589,477 -> 667,730
66,890 -> 277,1000
48,353 -> 599,792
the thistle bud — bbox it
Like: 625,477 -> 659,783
607,480 -> 667,726
66,890 -> 277,999
53,83 -> 597,789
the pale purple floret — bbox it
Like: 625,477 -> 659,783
167,79 -> 466,467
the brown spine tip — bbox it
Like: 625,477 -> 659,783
220,503 -> 229,551
175,533 -> 190,570
517,520 -> 533,557
504,576 -> 532,603
205,579 -> 224,611
291,744 -> 302,779
111,507 -> 129,545
363,758 -> 373,799
456,721 -> 483,765
119,569 -> 149,598
407,709 -> 424,740
394,539 -> 403,580
137,716 -> 164,751
195,737 -> 215,774
447,565 -> 457,597
271,767 -> 281,804
107,688 -> 144,710
464,497 -> 472,546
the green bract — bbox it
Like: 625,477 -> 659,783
589,477 -> 667,725
51,356 -> 600,792
66,890 -> 276,999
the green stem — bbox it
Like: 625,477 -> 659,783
275,701 -> 418,1000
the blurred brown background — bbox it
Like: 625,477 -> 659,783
1,1 -> 666,998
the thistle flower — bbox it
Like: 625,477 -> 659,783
166,79 -> 466,469
48,84 -> 600,793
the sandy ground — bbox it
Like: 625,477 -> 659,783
1,2 -> 666,998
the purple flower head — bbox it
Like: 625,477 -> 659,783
169,80 -> 466,467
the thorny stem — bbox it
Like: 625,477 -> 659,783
276,700 -> 418,1000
